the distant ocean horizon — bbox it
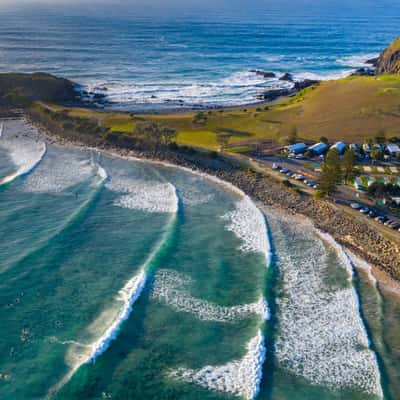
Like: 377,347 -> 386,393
0,1 -> 399,109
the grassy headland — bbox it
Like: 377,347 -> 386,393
30,74 -> 400,153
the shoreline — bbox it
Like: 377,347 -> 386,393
18,114 -> 400,290
79,56 -> 377,115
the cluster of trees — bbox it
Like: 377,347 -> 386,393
367,182 -> 400,199
317,148 -> 356,197
192,111 -> 208,125
133,121 -> 177,148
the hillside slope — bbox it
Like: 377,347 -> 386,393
376,37 -> 400,75
0,72 -> 78,107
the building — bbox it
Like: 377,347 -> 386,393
349,144 -> 360,153
308,142 -> 328,155
330,141 -> 346,155
387,143 -> 400,156
285,143 -> 307,154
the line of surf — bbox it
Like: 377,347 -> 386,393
0,141 -> 47,186
315,229 -> 383,398
170,329 -> 266,400
151,269 -> 270,323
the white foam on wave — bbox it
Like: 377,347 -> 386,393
86,270 -> 147,362
170,330 -> 266,400
87,69 -> 291,109
23,148 -> 101,193
151,269 -> 269,322
107,177 -> 178,213
268,211 -> 383,398
336,53 -> 379,68
345,249 -> 378,287
222,197 -> 271,264
0,120 -> 47,185
48,270 -> 147,398
177,175 -> 216,206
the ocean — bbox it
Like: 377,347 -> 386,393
0,1 -> 399,109
0,118 -> 399,400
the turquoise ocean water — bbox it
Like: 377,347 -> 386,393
0,119 -> 399,400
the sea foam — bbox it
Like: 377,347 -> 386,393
0,120 -> 47,185
23,148 -> 101,193
107,177 -> 178,213
268,211 -> 383,398
86,270 -> 147,362
222,197 -> 271,263
170,330 -> 266,400
151,269 -> 269,322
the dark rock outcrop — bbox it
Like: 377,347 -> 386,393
250,70 -> 276,78
376,37 -> 400,75
293,79 -> 319,90
260,88 -> 292,101
350,67 -> 375,77
365,57 -> 379,67
279,73 -> 294,82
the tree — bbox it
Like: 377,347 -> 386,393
319,136 -> 329,144
371,148 -> 384,161
318,148 -> 341,196
216,134 -> 230,151
134,121 -> 176,148
193,112 -> 207,125
342,149 -> 356,183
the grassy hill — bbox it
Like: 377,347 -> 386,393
36,74 -> 400,151
0,72 -> 78,107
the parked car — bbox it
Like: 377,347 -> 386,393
360,207 -> 370,214
350,203 -> 362,210
368,210 -> 377,218
272,163 -> 281,170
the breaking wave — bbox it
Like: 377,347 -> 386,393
0,121 -> 47,185
268,211 -> 383,398
107,177 -> 178,213
23,148 -> 102,193
170,330 -> 266,400
86,270 -> 148,362
222,197 -> 271,264
151,269 -> 269,322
